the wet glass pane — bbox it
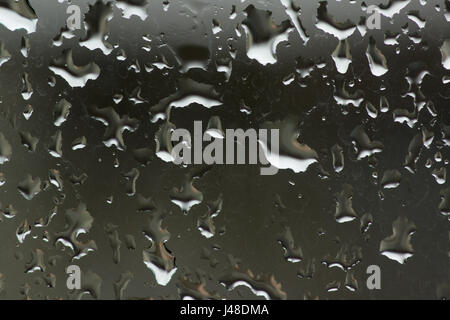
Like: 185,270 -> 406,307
0,0 -> 449,300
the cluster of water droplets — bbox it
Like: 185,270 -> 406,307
0,0 -> 448,299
